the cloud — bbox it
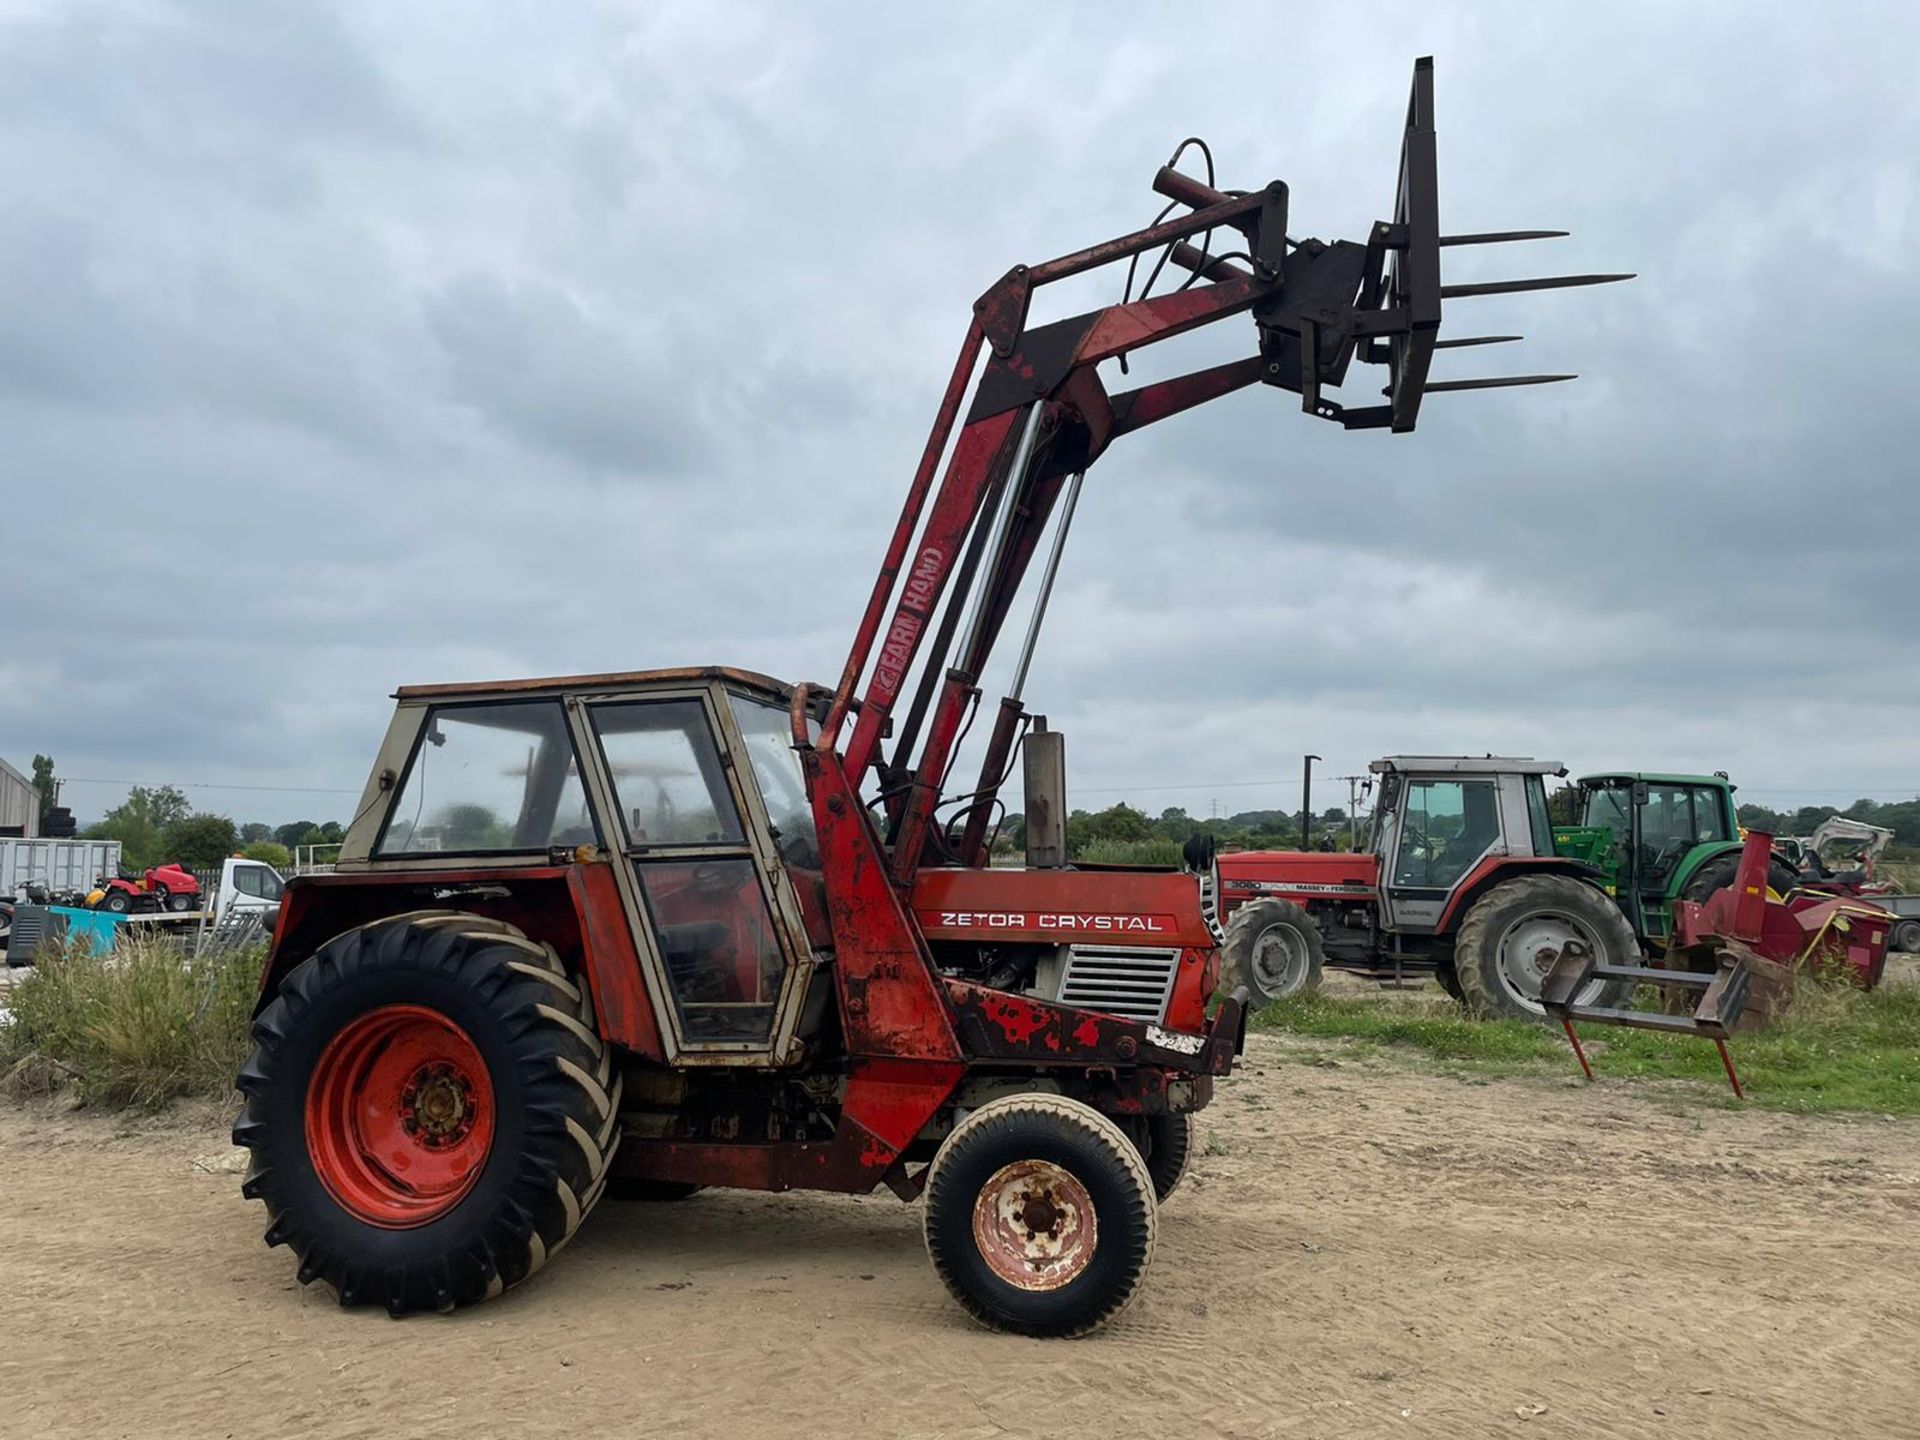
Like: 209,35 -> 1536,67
1,0 -> 1916,832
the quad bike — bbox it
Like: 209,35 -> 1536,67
235,58 -> 1623,1334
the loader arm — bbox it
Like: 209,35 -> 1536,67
816,57 -> 1627,886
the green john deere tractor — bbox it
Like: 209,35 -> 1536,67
1552,772 -> 1799,950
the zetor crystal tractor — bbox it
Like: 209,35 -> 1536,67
235,59 -> 1621,1335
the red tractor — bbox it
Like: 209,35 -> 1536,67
235,60 -> 1621,1333
1217,757 -> 1641,1020
90,861 -> 202,914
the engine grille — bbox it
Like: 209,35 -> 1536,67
1057,945 -> 1182,1023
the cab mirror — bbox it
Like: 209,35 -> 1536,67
1631,781 -> 1649,806
1377,773 -> 1402,816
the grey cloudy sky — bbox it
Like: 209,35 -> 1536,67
1,0 -> 1915,829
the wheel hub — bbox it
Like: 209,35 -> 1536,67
972,1160 -> 1097,1291
1251,925 -> 1306,993
1495,912 -> 1602,1012
401,1064 -> 477,1149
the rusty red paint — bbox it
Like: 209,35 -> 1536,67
809,748 -> 964,1063
565,862 -> 664,1060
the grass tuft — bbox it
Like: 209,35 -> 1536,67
0,935 -> 263,1108
1252,977 -> 1920,1116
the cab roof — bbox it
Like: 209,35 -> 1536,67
1370,755 -> 1567,777
394,665 -> 797,703
1578,772 -> 1732,789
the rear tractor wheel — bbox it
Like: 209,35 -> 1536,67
1681,852 -> 1801,906
233,912 -> 621,1316
924,1094 -> 1156,1337
1221,899 -> 1325,1006
1453,875 -> 1638,1023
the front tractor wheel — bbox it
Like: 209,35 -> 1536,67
924,1095 -> 1156,1337
233,913 -> 621,1316
1453,875 -> 1638,1022
1222,899 -> 1325,1006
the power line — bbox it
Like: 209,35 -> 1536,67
63,777 -> 361,796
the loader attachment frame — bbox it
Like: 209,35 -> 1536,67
813,58 -> 1627,889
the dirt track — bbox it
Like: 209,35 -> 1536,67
3,1035 -> 1917,1440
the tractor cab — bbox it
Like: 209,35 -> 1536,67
1562,772 -> 1747,944
1368,756 -> 1564,931
326,666 -> 829,1061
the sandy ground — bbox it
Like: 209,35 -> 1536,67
2,1035 -> 1917,1440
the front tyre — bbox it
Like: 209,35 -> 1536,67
924,1095 -> 1155,1337
1221,899 -> 1325,1005
233,913 -> 621,1316
1454,874 -> 1639,1022
1140,1112 -> 1193,1204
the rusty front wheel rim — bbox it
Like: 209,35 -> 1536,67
971,1159 -> 1098,1291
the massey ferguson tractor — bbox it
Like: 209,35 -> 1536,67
234,59 -> 1623,1334
1218,757 -> 1643,1020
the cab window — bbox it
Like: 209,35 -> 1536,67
727,692 -> 820,867
595,700 -> 744,848
231,864 -> 284,900
1391,778 -> 1501,889
377,701 -> 595,855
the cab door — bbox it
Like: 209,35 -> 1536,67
571,687 -> 809,1062
1378,775 -> 1505,932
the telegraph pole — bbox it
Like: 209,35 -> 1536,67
1337,774 -> 1370,849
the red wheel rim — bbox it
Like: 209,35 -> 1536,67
305,1004 -> 495,1228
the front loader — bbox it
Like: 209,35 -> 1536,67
235,58 -> 1624,1335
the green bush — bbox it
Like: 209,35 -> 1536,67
1,935 -> 264,1107
1076,837 -> 1185,867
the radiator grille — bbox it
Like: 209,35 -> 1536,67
1057,945 -> 1181,1023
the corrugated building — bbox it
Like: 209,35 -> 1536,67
0,757 -> 41,838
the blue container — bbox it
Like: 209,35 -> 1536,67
49,905 -> 122,956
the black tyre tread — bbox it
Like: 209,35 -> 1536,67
1221,898 -> 1325,1005
1454,874 -> 1639,1022
1891,919 -> 1920,955
233,912 -> 618,1317
1143,1112 -> 1194,1204
924,1094 -> 1155,1338
1681,853 -> 1800,905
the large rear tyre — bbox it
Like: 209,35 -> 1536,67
1681,852 -> 1800,906
1222,899 -> 1325,1006
924,1095 -> 1155,1337
1891,918 -> 1920,955
233,913 -> 621,1316
163,890 -> 194,913
100,890 -> 132,914
1454,875 -> 1638,1022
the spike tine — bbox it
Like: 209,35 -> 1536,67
1438,229 -> 1569,246
1440,273 -> 1635,299
1433,334 -> 1522,350
1423,374 -> 1576,393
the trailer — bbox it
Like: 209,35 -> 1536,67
1,837 -> 122,901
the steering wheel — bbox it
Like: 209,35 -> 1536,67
1401,822 -> 1437,860
1649,838 -> 1690,876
